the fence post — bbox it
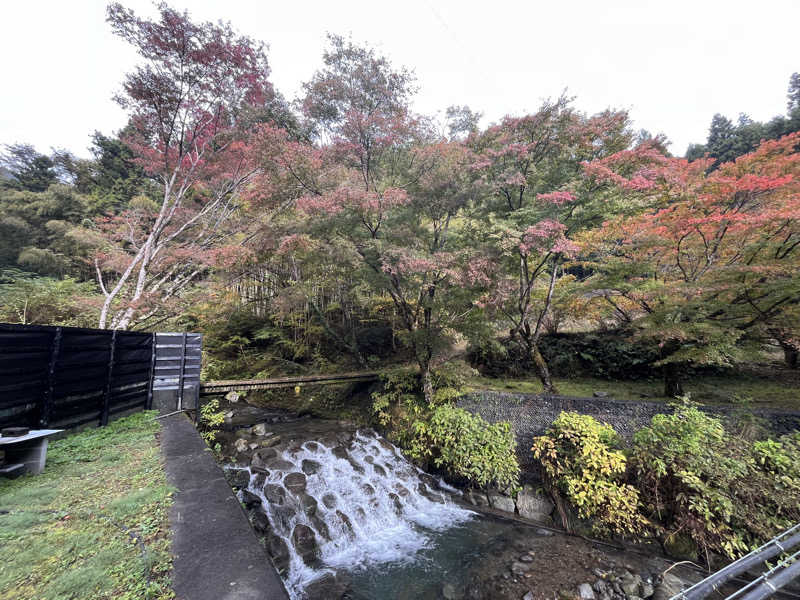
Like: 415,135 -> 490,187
176,332 -> 187,411
40,327 -> 62,428
146,333 -> 157,410
100,330 -> 117,426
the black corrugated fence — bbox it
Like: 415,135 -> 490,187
0,323 -> 157,430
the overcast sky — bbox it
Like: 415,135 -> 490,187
1,0 -> 798,158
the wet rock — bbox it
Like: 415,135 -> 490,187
519,554 -> 534,563
251,423 -> 269,436
304,441 -> 320,453
284,472 -> 307,494
261,434 -> 282,447
310,515 -> 331,541
373,464 -> 387,477
251,447 -> 277,468
394,483 -> 410,497
419,473 -> 440,489
251,469 -> 268,490
225,391 -> 241,402
443,583 -> 461,600
488,491 -> 515,513
322,493 -> 337,509
640,583 -> 654,598
241,489 -> 261,509
250,510 -> 271,534
523,593 -> 534,600
263,484 -> 287,506
265,458 -> 294,472
653,573 -> 689,600
621,574 -> 642,597
354,506 -> 367,522
335,510 -> 355,538
364,455 -> 375,464
292,524 -> 319,565
464,489 -> 489,506
298,492 -> 317,517
301,459 -> 322,475
361,483 -> 376,496
578,583 -> 596,600
267,533 -> 291,573
225,468 -> 250,489
388,492 -> 404,514
515,484 -> 554,521
234,438 -> 249,453
303,572 -> 350,600
593,391 -> 609,398
331,445 -> 349,460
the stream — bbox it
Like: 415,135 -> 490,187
216,401 -> 699,600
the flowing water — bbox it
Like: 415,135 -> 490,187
232,429 -> 478,598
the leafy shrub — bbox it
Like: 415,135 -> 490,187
407,404 -> 520,490
531,412 -> 645,536
630,403 -> 800,559
372,363 -> 519,490
198,398 -> 225,449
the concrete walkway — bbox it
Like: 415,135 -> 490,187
160,413 -> 289,600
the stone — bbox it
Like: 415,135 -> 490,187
303,572 -> 349,600
250,510 -> 272,534
310,515 -> 331,541
652,574 -> 689,600
291,524 -> 319,565
225,468 -> 250,489
516,484 -> 555,521
267,533 -> 291,573
621,574 -> 642,597
443,583 -> 460,600
361,483 -> 376,496
322,493 -> 337,509
511,561 -> 531,575
251,448 -> 278,468
593,391 -> 609,398
302,459 -> 322,475
251,423 -> 269,436
234,438 -> 249,453
640,583 -> 654,598
394,483 -> 410,497
488,491 -> 515,513
241,489 -> 261,509
262,434 -> 281,447
331,445 -> 349,460
663,533 -> 698,561
388,492 -> 404,515
578,583 -> 596,600
373,464 -> 387,477
519,554 -> 534,563
284,472 -> 307,494
263,484 -> 287,506
225,391 -> 241,402
523,593 -> 534,600
559,589 -> 579,600
298,492 -> 318,517
335,510 -> 355,538
364,455 -> 374,463
465,489 -> 489,506
304,441 -> 320,453
265,457 -> 294,472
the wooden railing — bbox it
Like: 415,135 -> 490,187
200,371 -> 379,395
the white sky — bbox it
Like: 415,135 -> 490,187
1,0 -> 798,158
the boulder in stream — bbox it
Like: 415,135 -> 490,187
292,523 -> 319,565
241,489 -> 262,509
284,472 -> 307,494
263,484 -> 287,505
267,533 -> 291,573
487,490 -> 515,513
301,459 -> 322,475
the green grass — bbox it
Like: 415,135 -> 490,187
0,411 -> 174,600
468,371 -> 800,409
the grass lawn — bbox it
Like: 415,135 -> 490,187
0,411 -> 173,600
468,368 -> 800,409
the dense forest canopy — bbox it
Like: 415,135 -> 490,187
1,2 -> 799,398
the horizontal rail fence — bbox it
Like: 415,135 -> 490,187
0,323 -> 156,430
153,333 -> 202,409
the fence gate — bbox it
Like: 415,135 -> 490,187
152,332 -> 203,411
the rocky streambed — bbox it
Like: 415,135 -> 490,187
212,397 -> 705,600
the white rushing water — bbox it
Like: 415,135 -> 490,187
233,430 -> 475,599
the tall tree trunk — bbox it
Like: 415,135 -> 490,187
531,343 -> 558,395
421,364 -> 434,405
779,341 -> 799,369
663,363 -> 684,397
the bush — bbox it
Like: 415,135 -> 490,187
531,412 -> 645,536
630,403 -> 800,559
407,404 -> 520,490
372,363 -> 519,490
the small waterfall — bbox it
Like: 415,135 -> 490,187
233,429 -> 475,599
